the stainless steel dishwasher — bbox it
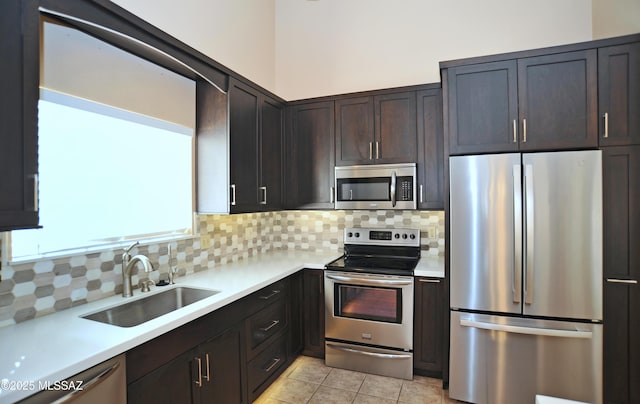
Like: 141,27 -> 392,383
18,354 -> 126,404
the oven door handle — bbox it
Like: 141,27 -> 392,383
326,343 -> 412,359
326,273 -> 412,286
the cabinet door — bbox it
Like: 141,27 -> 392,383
0,0 -> 39,230
302,269 -> 325,358
374,91 -> 417,163
229,79 -> 259,213
417,89 -> 444,209
260,97 -> 283,210
603,146 -> 640,404
599,43 -> 640,146
128,348 -> 198,404
413,277 -> 443,376
335,96 -> 374,165
446,60 -> 519,155
286,101 -> 335,209
199,327 -> 245,404
518,50 -> 598,150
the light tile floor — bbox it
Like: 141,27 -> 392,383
254,355 -> 462,404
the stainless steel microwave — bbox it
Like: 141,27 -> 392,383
334,163 -> 417,210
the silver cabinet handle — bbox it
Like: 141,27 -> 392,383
259,289 -> 281,300
390,170 -> 397,207
29,174 -> 39,212
260,186 -> 267,205
606,278 -> 638,284
230,184 -> 236,206
523,118 -> 527,143
194,357 -> 203,387
460,318 -> 593,339
263,357 -> 281,372
419,185 -> 424,204
50,361 -> 121,404
513,164 -> 523,304
513,119 -> 518,143
326,343 -> 412,359
603,112 -> 609,138
369,142 -> 373,160
203,353 -> 210,382
523,164 -> 534,305
418,278 -> 440,283
259,319 -> 280,332
376,141 -> 380,159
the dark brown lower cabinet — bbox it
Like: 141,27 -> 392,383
302,269 -> 325,358
127,326 -> 243,404
603,146 -> 640,404
413,277 -> 443,377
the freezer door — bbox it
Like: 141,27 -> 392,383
522,150 -> 602,320
450,153 -> 522,313
449,311 -> 602,404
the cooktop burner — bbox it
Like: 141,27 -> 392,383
325,227 -> 421,276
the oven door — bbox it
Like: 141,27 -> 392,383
324,271 -> 413,350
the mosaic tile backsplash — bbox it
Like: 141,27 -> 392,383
0,210 -> 444,327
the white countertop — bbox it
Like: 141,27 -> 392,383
0,249 -> 443,403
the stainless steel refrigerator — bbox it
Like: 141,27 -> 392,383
449,150 -> 603,404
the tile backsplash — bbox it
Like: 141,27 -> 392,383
0,210 -> 444,327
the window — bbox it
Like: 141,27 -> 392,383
9,19 -> 196,262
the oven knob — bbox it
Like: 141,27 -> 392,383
402,234 -> 408,239
347,232 -> 353,238
355,232 -> 360,238
394,233 -> 400,239
410,234 -> 416,239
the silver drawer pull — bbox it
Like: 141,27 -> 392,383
263,357 -> 281,372
418,279 -> 440,283
259,289 -> 281,300
606,278 -> 638,284
259,319 -> 280,332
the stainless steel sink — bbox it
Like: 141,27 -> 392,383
82,287 -> 219,327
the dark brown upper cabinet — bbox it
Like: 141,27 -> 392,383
0,0 -> 39,231
417,88 -> 444,210
228,78 -> 283,213
335,92 -> 417,165
517,50 -> 598,151
285,101 -> 335,209
598,42 -> 640,146
445,50 -> 598,154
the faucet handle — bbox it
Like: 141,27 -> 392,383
124,241 -> 140,255
139,278 -> 155,293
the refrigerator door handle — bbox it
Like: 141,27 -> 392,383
513,164 -> 522,304
460,318 -> 593,339
524,164 -> 534,305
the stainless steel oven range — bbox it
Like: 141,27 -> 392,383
324,227 -> 420,380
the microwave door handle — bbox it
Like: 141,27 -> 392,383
391,171 -> 397,207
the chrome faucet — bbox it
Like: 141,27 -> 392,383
121,241 -> 155,297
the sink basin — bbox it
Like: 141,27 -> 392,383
82,287 -> 219,327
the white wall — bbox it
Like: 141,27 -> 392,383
275,0 -> 593,100
111,0 -> 277,93
592,0 -> 640,39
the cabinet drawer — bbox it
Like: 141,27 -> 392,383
246,299 -> 287,358
247,335 -> 288,401
243,279 -> 286,317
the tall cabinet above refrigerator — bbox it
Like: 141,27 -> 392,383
449,150 -> 603,404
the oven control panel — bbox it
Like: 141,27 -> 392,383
344,227 -> 420,247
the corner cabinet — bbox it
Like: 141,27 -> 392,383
0,0 -> 39,230
602,146 -> 640,404
228,78 -> 283,213
335,92 -> 417,166
598,42 -> 640,146
445,50 -> 598,154
285,101 -> 335,209
413,277 -> 444,377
